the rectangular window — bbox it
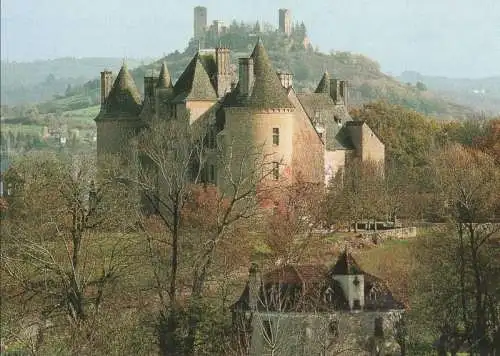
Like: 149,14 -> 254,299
207,128 -> 216,149
209,164 -> 216,183
272,162 -> 279,180
272,128 -> 279,146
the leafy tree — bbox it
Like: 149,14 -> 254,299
416,81 -> 427,91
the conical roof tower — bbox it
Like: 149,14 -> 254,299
99,63 -> 142,119
172,52 -> 217,102
246,39 -> 293,110
315,71 -> 330,94
157,62 -> 172,89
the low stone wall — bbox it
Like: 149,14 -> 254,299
332,227 -> 418,251
360,227 -> 417,242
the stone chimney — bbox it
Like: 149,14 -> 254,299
339,80 -> 349,108
248,262 -> 261,311
329,79 -> 348,107
100,70 -> 113,108
277,71 -> 293,89
216,46 -> 232,97
143,75 -> 157,98
238,57 -> 254,96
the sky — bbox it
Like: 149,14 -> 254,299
1,0 -> 499,78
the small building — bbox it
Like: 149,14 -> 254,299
231,251 -> 405,355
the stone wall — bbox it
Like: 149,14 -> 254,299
360,227 -> 417,242
288,90 -> 324,184
249,310 -> 404,356
324,227 -> 418,251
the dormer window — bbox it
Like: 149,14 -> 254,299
315,124 -> 325,140
334,115 -> 342,126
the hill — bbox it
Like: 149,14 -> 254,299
1,26 -> 478,120
1,57 -> 149,105
399,71 -> 500,116
126,48 -> 475,119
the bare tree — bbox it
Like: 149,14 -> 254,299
135,115 -> 277,355
410,144 -> 500,355
264,179 -> 324,265
1,152 -> 137,353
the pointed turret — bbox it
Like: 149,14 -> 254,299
172,52 -> 217,102
315,71 -> 330,94
98,63 -> 142,119
330,249 -> 363,275
246,39 -> 293,109
157,62 -> 172,89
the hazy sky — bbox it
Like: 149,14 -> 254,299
1,0 -> 499,78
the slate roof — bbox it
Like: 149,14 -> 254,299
172,53 -> 218,103
223,40 -> 294,110
263,264 -> 328,286
157,62 -> 172,89
329,250 -> 364,275
296,93 -> 354,150
232,256 -> 404,312
97,64 -> 142,120
315,71 -> 330,94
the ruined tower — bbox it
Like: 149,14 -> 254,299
194,6 -> 207,39
278,9 -> 292,36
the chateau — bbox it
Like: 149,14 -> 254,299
95,39 -> 384,188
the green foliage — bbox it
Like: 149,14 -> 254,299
351,101 -> 441,169
416,81 -> 427,91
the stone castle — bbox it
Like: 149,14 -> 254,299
194,6 -> 296,41
95,18 -> 384,190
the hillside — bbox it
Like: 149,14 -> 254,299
127,48 -> 475,119
399,71 -> 500,116
1,27 -> 478,120
0,57 -> 148,105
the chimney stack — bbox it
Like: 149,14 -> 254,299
248,263 -> 261,311
143,75 -> 157,98
339,80 -> 349,108
277,71 -> 293,89
329,79 -> 348,107
216,46 -> 232,97
238,57 -> 254,96
100,70 -> 113,108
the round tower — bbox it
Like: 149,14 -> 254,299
222,40 -> 295,190
95,63 -> 143,164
